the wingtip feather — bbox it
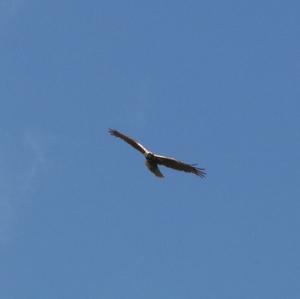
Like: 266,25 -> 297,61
195,167 -> 206,178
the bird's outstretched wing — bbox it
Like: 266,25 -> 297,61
109,129 -> 150,154
154,154 -> 206,177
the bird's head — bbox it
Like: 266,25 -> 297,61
145,152 -> 155,161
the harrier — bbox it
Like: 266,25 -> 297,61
109,129 -> 206,178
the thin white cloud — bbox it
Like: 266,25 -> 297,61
0,130 -> 46,245
21,131 -> 46,192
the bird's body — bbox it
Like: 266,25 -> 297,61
109,128 -> 206,178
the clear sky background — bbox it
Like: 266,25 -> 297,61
1,0 -> 299,298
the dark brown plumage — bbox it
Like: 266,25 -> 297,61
109,128 -> 206,178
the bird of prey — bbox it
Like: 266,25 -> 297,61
109,128 -> 206,178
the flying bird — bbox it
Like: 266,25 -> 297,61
109,128 -> 206,178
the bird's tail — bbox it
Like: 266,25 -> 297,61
145,161 -> 164,178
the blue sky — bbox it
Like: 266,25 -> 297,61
1,0 -> 300,298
